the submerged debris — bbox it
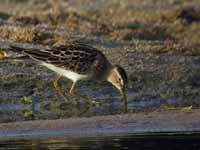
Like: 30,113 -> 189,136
0,50 -> 8,60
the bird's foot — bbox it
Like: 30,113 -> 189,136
91,100 -> 100,108
70,90 -> 92,104
53,82 -> 70,102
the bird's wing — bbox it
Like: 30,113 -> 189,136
9,45 -> 62,63
51,43 -> 98,73
9,43 -> 99,74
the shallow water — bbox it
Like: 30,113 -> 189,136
0,87 -> 164,122
0,134 -> 200,150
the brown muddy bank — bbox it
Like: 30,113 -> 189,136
0,0 -> 199,123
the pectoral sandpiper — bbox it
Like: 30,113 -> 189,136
8,41 -> 128,112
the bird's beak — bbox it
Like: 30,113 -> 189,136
119,87 -> 128,113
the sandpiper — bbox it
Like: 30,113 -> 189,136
8,41 -> 128,112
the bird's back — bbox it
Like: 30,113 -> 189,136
9,42 -> 111,80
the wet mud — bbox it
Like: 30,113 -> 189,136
0,0 -> 199,123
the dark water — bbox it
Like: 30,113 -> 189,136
0,134 -> 200,150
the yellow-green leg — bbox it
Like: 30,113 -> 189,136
53,75 -> 70,102
69,81 -> 93,116
69,82 -> 91,103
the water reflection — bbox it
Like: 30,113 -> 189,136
0,134 -> 200,150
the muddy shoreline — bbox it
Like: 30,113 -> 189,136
0,0 -> 199,123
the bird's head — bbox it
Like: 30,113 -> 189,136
107,65 -> 128,112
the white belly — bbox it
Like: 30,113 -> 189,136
41,63 -> 88,82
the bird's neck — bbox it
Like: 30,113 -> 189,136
106,66 -> 115,82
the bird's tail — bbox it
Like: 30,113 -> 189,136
0,41 -> 33,60
0,45 -> 30,60
7,45 -> 26,53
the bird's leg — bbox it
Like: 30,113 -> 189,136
53,75 -> 70,102
70,82 -> 91,103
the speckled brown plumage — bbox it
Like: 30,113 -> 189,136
9,42 -> 111,80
